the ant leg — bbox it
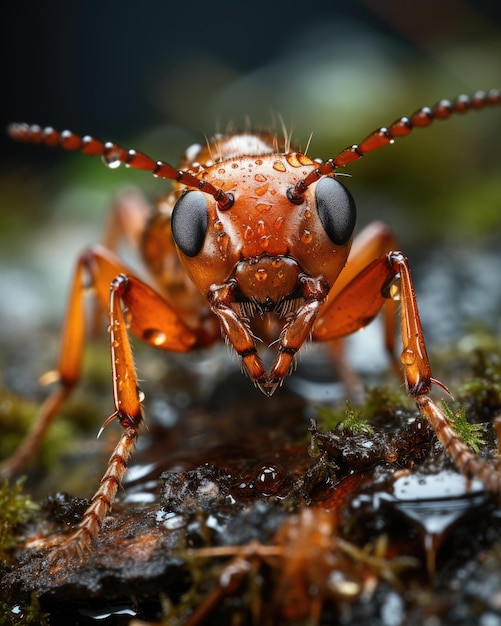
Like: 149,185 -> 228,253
0,258 -> 89,478
101,188 -> 152,253
87,189 -> 152,334
58,273 -> 145,555
314,250 -> 501,493
390,251 -> 501,491
57,266 -> 212,555
0,246 -> 142,479
0,245 -> 203,479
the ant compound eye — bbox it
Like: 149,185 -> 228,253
315,177 -> 357,246
171,191 -> 209,257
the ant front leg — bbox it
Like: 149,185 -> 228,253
101,188 -> 152,253
0,253 -> 91,479
0,246 -> 135,478
314,247 -> 501,494
60,253 -> 212,555
388,252 -> 500,492
0,189 -> 152,479
68,271 -> 146,554
1,244 -> 212,553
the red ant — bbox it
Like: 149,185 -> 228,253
2,89 -> 501,556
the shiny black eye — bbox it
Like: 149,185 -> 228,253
315,177 -> 357,246
171,191 -> 209,257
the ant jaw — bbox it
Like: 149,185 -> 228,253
255,378 -> 281,397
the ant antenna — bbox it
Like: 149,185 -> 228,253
7,123 -> 234,210
288,89 -> 501,203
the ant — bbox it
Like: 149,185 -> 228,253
2,89 -> 501,557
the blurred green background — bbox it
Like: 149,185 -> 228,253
1,0 -> 500,343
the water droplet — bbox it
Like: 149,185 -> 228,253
143,328 -> 167,346
304,209 -> 312,219
382,275 -> 401,300
274,216 -> 284,231
298,153 -> 314,166
101,154 -> 122,169
390,281 -> 401,300
301,229 -> 313,244
286,153 -> 302,167
256,202 -> 271,213
137,389 -> 145,402
77,604 -> 138,620
272,258 -> 282,269
253,462 -> 286,495
401,348 -> 415,366
257,220 -> 265,235
255,269 -> 267,282
273,160 -> 286,172
123,308 -> 132,328
244,226 -> 254,241
390,470 -> 486,578
255,183 -> 269,196
217,232 -> 230,256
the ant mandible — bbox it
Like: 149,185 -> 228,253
2,89 -> 501,556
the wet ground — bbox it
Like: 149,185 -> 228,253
2,309 -> 501,625
0,194 -> 500,626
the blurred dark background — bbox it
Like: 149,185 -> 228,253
1,0 -> 501,340
2,1 -> 501,143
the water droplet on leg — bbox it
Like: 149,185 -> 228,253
401,348 -> 416,366
382,274 -> 401,300
101,154 -> 122,169
143,328 -> 167,346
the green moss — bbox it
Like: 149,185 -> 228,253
316,401 -> 374,436
441,402 -> 486,454
0,479 -> 37,561
458,350 -> 501,411
362,384 -> 411,420
0,388 -> 77,472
